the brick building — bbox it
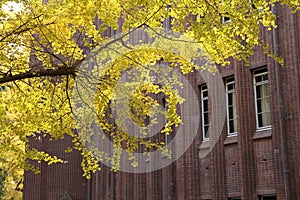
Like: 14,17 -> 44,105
23,5 -> 300,200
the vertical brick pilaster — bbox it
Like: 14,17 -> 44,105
235,61 -> 257,200
211,132 -> 227,200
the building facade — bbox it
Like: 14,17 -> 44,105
23,5 -> 300,200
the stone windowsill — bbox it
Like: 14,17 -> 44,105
199,140 -> 210,150
224,134 -> 238,145
253,128 -> 272,140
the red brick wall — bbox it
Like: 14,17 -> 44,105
23,5 -> 300,200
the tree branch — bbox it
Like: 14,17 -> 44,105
0,66 -> 78,84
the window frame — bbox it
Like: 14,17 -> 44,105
201,85 -> 209,141
222,15 -> 231,24
162,98 -> 168,146
253,68 -> 271,131
225,76 -> 237,136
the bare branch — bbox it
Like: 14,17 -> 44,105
0,66 -> 78,84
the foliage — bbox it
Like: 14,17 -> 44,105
0,0 -> 299,199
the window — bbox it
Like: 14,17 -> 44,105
253,68 -> 271,130
222,15 -> 231,24
226,77 -> 237,136
201,85 -> 209,141
222,0 -> 254,23
259,195 -> 276,200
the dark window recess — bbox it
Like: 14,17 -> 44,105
260,195 -> 277,200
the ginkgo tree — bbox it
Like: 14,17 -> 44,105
0,0 -> 299,198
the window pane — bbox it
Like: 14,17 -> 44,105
261,83 -> 270,97
256,85 -> 262,99
262,196 -> 276,200
261,112 -> 271,127
229,120 -> 235,133
233,117 -> 237,133
261,96 -> 270,113
232,92 -> 236,106
203,90 -> 208,98
262,73 -> 268,81
203,99 -> 208,111
227,77 -> 234,83
258,113 -> 263,127
233,105 -> 237,119
254,68 -> 268,76
204,113 -> 209,125
229,118 -> 237,134
255,75 -> 262,83
258,112 -> 271,127
228,93 -> 233,105
257,99 -> 262,113
229,107 -> 234,119
204,126 -> 209,138
227,83 -> 234,90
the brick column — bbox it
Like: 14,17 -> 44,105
235,61 -> 257,200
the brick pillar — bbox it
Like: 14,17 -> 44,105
235,61 -> 257,200
211,132 -> 227,199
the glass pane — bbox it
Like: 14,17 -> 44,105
227,83 -> 234,91
202,91 -> 208,98
254,68 -> 268,77
258,112 -> 271,127
232,92 -> 236,106
229,120 -> 234,133
233,105 -> 237,120
229,107 -> 233,119
233,118 -> 237,132
257,99 -> 262,113
262,112 -> 271,127
258,113 -> 263,127
227,77 -> 234,83
256,85 -> 262,99
262,73 -> 268,81
203,99 -> 208,111
263,196 -> 276,200
261,83 -> 270,97
261,97 -> 270,112
255,75 -> 262,83
204,113 -> 209,125
228,93 -> 233,105
223,16 -> 230,22
204,126 -> 209,138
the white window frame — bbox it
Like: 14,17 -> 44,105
201,85 -> 209,141
253,68 -> 271,131
226,77 -> 237,136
